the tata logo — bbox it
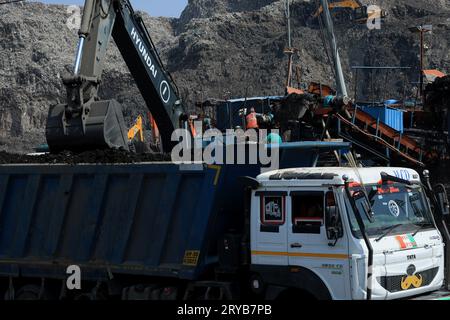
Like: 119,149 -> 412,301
401,264 -> 423,290
407,254 -> 416,260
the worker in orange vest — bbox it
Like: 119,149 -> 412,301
246,108 -> 259,130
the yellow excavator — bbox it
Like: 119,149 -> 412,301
127,115 -> 148,153
128,115 -> 144,142
313,0 -> 387,23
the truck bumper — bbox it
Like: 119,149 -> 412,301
410,288 -> 450,300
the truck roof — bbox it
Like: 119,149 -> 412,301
257,167 -> 422,187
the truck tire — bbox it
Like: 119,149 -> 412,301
275,288 -> 317,301
15,284 -> 54,300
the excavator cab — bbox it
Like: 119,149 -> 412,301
313,0 -> 362,22
353,5 -> 387,24
353,6 -> 368,22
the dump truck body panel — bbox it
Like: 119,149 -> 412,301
0,162 -> 259,281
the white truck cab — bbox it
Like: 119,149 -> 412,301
249,167 -> 445,300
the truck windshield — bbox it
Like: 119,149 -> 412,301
345,183 -> 435,238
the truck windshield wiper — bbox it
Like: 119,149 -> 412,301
412,222 -> 432,237
375,224 -> 403,242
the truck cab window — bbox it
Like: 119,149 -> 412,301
291,193 -> 324,234
345,183 -> 435,239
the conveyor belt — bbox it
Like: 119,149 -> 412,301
334,107 -> 438,166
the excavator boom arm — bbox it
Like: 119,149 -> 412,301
112,1 -> 185,148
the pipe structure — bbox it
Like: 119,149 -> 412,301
320,0 -> 348,98
73,0 -> 96,75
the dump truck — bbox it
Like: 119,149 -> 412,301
0,161 -> 449,300
2,0 -> 449,301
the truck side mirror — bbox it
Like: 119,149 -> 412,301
325,192 -> 343,245
434,184 -> 450,216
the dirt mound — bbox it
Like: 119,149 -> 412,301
426,75 -> 450,108
0,0 -> 449,154
0,150 -> 171,165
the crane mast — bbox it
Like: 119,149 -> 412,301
320,0 -> 348,98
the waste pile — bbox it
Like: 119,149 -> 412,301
0,149 -> 171,165
1,1 -> 449,153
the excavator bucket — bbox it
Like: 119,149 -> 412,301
46,99 -> 130,153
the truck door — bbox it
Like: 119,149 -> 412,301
251,191 -> 288,266
287,189 -> 351,299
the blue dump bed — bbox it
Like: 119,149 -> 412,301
0,162 -> 260,281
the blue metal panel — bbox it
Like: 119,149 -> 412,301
0,176 -> 27,257
0,163 -> 225,280
108,174 -> 144,264
10,175 -> 41,257
148,173 -> 187,267
123,174 -> 166,264
47,174 -> 74,258
26,175 -> 60,258
159,175 -> 205,265
77,174 -> 109,261
360,105 -> 404,133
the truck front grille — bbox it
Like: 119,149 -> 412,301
377,267 -> 439,293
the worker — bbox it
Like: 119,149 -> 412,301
246,108 -> 259,130
266,132 -> 283,145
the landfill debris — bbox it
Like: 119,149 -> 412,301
0,149 -> 171,165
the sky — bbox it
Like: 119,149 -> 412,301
36,0 -> 188,17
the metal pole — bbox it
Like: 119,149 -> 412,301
285,0 -> 292,48
320,0 -> 348,98
285,0 -> 293,88
419,29 -> 424,101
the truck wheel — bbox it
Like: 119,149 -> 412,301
15,284 -> 54,300
276,288 -> 317,301
205,287 -> 227,300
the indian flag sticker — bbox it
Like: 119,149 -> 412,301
395,235 -> 418,249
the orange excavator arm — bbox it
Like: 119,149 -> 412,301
313,0 -> 363,17
313,0 -> 387,23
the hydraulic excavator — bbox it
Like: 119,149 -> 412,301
128,115 -> 144,143
313,0 -> 387,23
46,0 -> 187,153
127,115 -> 149,153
